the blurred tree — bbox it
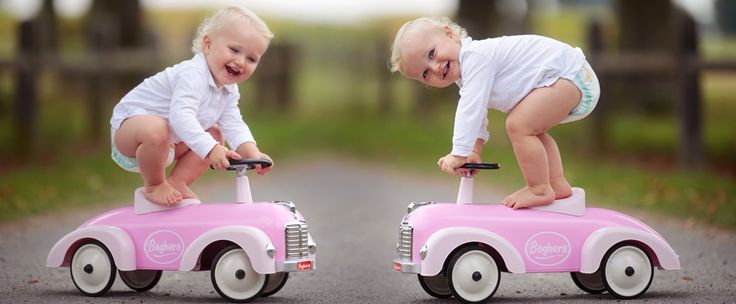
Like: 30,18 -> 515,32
456,0 -> 530,37
613,0 -> 676,113
12,0 -> 58,160
715,0 -> 736,35
84,0 -> 148,142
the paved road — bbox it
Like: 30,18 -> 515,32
1,156 -> 734,303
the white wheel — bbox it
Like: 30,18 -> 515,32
448,246 -> 500,303
70,241 -> 116,296
418,274 -> 452,298
119,269 -> 162,292
211,246 -> 268,302
601,243 -> 653,299
570,271 -> 605,294
261,272 -> 288,297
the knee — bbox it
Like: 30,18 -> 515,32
505,115 -> 546,139
207,126 -> 223,143
142,122 -> 171,146
505,116 -> 527,139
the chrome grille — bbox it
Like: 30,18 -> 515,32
398,223 -> 413,261
285,222 -> 309,259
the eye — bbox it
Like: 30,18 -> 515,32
229,47 -> 239,53
428,49 -> 435,60
248,57 -> 257,63
422,69 -> 429,80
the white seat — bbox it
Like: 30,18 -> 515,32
134,187 -> 201,215
529,187 -> 586,216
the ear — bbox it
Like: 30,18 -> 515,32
203,35 -> 212,55
444,25 -> 454,38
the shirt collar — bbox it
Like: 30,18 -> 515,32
195,52 -> 238,94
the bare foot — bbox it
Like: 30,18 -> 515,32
167,178 -> 198,200
502,185 -> 555,209
551,178 -> 572,199
144,182 -> 182,206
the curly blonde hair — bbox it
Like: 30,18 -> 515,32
191,6 -> 274,54
389,16 -> 467,73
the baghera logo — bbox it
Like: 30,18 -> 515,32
144,230 -> 185,265
524,231 -> 571,267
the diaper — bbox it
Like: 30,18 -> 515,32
561,61 -> 600,123
111,128 -> 174,173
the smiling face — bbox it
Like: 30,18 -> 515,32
202,16 -> 269,87
398,25 -> 462,88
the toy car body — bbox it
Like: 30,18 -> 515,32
393,164 -> 680,303
47,160 -> 316,303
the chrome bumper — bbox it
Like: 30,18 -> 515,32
277,257 -> 316,272
393,259 -> 420,273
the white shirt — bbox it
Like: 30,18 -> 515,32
451,35 -> 586,156
110,53 -> 255,159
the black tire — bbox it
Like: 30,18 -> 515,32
570,271 -> 606,294
70,240 -> 117,296
600,243 -> 654,299
417,274 -> 452,298
447,245 -> 500,304
119,270 -> 162,292
211,245 -> 268,303
261,272 -> 289,297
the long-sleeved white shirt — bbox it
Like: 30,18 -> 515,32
451,35 -> 586,156
110,53 -> 255,159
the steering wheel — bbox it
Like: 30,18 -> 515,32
460,163 -> 500,170
226,159 -> 273,171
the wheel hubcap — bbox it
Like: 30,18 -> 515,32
605,246 -> 652,297
472,271 -> 482,281
214,248 -> 265,300
451,250 -> 499,302
71,244 -> 113,294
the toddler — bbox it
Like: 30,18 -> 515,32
390,17 -> 600,209
110,6 -> 273,206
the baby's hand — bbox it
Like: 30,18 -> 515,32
464,151 -> 482,176
207,144 -> 241,170
253,152 -> 273,175
437,154 -> 468,176
236,142 -> 274,175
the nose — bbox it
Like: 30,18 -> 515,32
235,55 -> 246,67
429,62 -> 443,77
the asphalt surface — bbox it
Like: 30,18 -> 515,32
1,156 -> 734,303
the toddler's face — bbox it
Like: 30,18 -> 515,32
399,26 -> 461,88
203,17 -> 269,87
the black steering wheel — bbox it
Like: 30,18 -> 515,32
209,159 -> 272,171
460,163 -> 500,170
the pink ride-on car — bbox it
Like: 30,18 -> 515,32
47,159 -> 316,303
393,163 -> 680,303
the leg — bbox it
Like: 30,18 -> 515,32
538,132 -> 572,199
502,79 -> 580,209
114,116 -> 182,205
167,126 -> 223,199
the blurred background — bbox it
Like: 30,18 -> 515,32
0,0 -> 734,227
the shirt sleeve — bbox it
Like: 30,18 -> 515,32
218,91 -> 256,151
169,68 -> 218,159
451,51 -> 494,156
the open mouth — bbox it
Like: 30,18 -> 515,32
443,62 -> 450,79
225,65 -> 241,77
